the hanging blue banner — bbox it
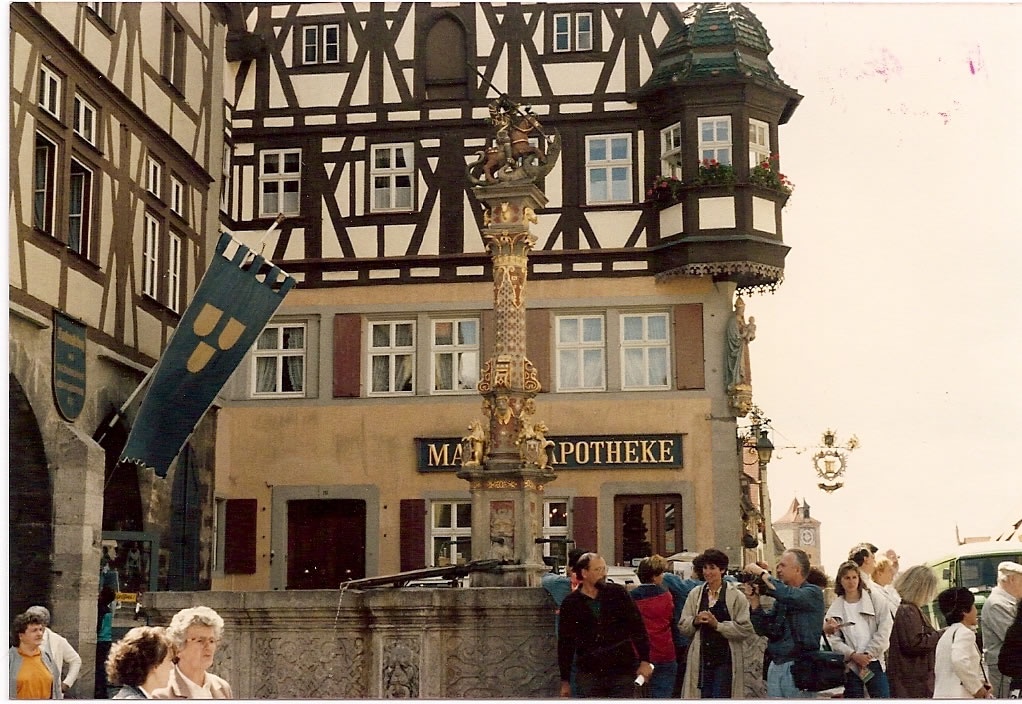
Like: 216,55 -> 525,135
53,311 -> 87,421
121,233 -> 295,477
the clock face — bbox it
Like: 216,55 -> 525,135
800,528 -> 816,546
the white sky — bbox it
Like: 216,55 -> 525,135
739,2 -> 1021,574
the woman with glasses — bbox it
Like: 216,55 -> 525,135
151,607 -> 232,699
933,587 -> 993,699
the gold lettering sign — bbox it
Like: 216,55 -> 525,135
416,435 -> 683,472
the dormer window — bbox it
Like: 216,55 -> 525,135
698,116 -> 732,165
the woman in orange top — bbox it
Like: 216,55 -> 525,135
9,612 -> 62,699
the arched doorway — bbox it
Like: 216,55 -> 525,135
9,373 -> 54,615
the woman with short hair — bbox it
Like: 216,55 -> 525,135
678,548 -> 754,698
151,607 -> 232,699
106,627 -> 174,699
933,587 -> 993,698
823,560 -> 893,698
886,565 -> 944,697
9,612 -> 62,699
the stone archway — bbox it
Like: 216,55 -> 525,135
9,373 -> 54,616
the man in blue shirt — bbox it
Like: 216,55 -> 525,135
744,548 -> 824,698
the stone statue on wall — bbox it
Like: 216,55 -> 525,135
725,296 -> 756,416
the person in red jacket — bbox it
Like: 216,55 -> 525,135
630,555 -> 678,698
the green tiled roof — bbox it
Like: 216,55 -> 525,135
639,2 -> 794,97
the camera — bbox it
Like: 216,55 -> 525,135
725,568 -> 761,585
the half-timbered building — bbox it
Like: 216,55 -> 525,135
210,1 -> 801,590
9,4 -> 228,690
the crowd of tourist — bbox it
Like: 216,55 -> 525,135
546,542 -> 1022,699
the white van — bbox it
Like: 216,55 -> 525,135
923,540 -> 1022,644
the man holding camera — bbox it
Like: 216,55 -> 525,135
743,549 -> 825,698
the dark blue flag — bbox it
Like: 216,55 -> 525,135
121,232 -> 295,476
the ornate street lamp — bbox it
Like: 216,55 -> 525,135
755,428 -> 775,568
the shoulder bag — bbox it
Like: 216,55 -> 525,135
791,632 -> 846,692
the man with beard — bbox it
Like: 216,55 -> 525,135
557,553 -> 652,697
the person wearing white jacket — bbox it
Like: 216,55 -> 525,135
823,560 -> 893,698
25,607 -> 81,695
933,587 -> 993,699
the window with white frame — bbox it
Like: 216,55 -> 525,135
38,65 -> 61,118
621,312 -> 671,390
371,144 -> 414,212
68,159 -> 93,258
73,94 -> 96,145
33,133 -> 57,234
302,24 -> 341,64
698,116 -> 732,165
259,149 -> 301,216
556,315 -> 605,391
146,155 -> 162,198
167,231 -> 182,313
142,214 -> 160,299
553,12 -> 593,52
660,123 -> 683,180
252,323 -> 306,395
369,321 -> 415,395
749,118 -> 770,167
542,499 -> 570,565
431,501 -> 472,566
432,318 -> 480,393
586,135 -> 631,204
170,175 -> 185,217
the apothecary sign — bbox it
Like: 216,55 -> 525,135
416,434 -> 683,472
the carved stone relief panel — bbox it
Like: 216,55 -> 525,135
381,636 -> 422,699
443,632 -> 558,698
252,632 -> 366,698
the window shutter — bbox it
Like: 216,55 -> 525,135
400,499 -> 427,572
673,304 -> 705,390
224,499 -> 257,574
571,496 -> 598,554
333,314 -> 361,397
526,309 -> 551,393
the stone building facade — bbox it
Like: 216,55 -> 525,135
8,4 -> 228,694
210,2 -> 801,591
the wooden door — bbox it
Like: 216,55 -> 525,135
287,499 -> 366,589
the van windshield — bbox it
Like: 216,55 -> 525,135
960,554 -> 1022,591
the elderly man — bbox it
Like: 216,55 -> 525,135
744,549 -> 825,698
557,552 -> 652,698
24,606 -> 82,695
981,561 -> 1022,698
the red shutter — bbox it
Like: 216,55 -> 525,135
526,309 -> 551,393
333,314 -> 361,397
673,304 -> 705,390
400,499 -> 427,571
224,499 -> 257,575
571,496 -> 598,554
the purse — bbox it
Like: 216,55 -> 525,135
791,635 -> 846,692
